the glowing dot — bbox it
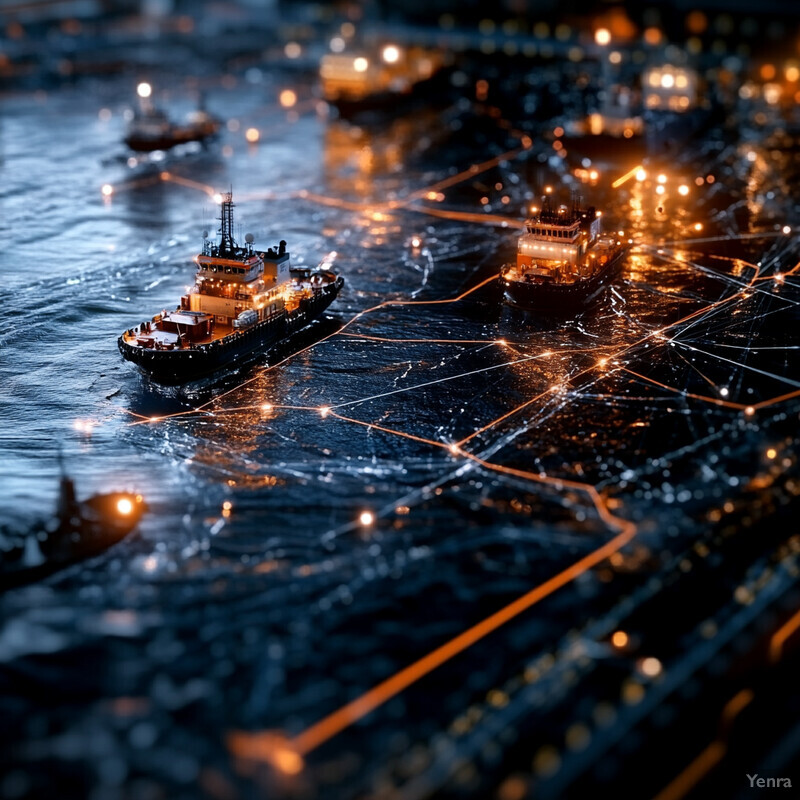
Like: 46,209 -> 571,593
329,36 -> 345,53
117,498 -> 133,515
261,402 -> 273,412
720,387 -> 729,397
639,657 -> 662,677
245,127 -> 260,143
775,273 -> 785,284
149,416 -> 160,423
660,73 -> 675,89
136,82 -> 152,98
678,184 -> 689,196
448,443 -> 459,455
222,501 -> 233,511
320,406 -> 331,418
766,448 -> 777,459
273,748 -> 303,775
496,338 -> 507,346
353,57 -> 369,72
693,223 -> 703,232
635,169 -> 647,182
786,66 -> 800,83
381,44 -> 400,64
655,185 -> 665,195
213,193 -> 223,204
594,28 -> 611,46
611,630 -> 628,648
410,236 -> 422,248
101,184 -> 113,197
597,357 -> 608,368
744,406 -> 755,416
359,510 -> 374,526
782,225 -> 792,235
544,185 -> 553,194
589,169 -> 598,180
279,89 -> 297,108
656,174 -> 667,184
284,41 -> 301,59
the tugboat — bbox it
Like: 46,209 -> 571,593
118,192 -> 344,384
0,467 -> 146,591
499,196 -> 628,311
124,83 -> 221,153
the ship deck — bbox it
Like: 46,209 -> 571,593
121,322 -> 236,351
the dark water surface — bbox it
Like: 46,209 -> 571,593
2,69 -> 800,800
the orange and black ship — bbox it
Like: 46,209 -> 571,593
118,193 -> 344,384
499,197 -> 628,311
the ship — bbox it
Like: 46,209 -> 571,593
320,43 -> 446,118
499,197 -> 628,311
125,84 -> 221,153
118,193 -> 344,384
0,467 -> 145,591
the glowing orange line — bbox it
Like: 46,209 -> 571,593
769,607 -> 800,663
620,368 -> 747,411
611,164 -> 643,189
651,689 -> 753,800
328,411 -> 448,450
456,389 -> 552,446
286,519 -> 635,757
651,741 -> 726,800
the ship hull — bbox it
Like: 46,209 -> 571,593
500,248 -> 627,312
119,277 -> 344,384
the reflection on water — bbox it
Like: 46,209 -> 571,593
1,52 -> 800,800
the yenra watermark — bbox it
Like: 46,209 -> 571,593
747,774 -> 793,789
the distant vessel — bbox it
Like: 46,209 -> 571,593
320,43 -> 444,116
118,192 -> 344,384
0,468 -> 145,591
124,83 -> 221,152
499,197 -> 628,311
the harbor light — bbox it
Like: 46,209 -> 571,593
639,657 -> 663,678
693,222 -> 703,231
353,57 -> 369,73
678,184 -> 689,196
594,28 -> 611,46
611,630 -> 628,648
136,81 -> 152,99
117,497 -> 133,515
381,44 -> 401,64
782,225 -> 792,235
410,235 -> 422,249
655,185 -> 665,195
245,127 -> 260,143
656,174 -> 667,184
359,510 -> 374,526
766,448 -> 777,460
279,89 -> 297,108
635,169 -> 647,182
101,184 -> 113,197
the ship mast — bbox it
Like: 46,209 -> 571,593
218,191 -> 235,254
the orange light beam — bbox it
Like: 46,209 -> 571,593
611,164 -> 643,189
769,607 -> 800,663
285,518 -> 635,757
651,689 -> 753,800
